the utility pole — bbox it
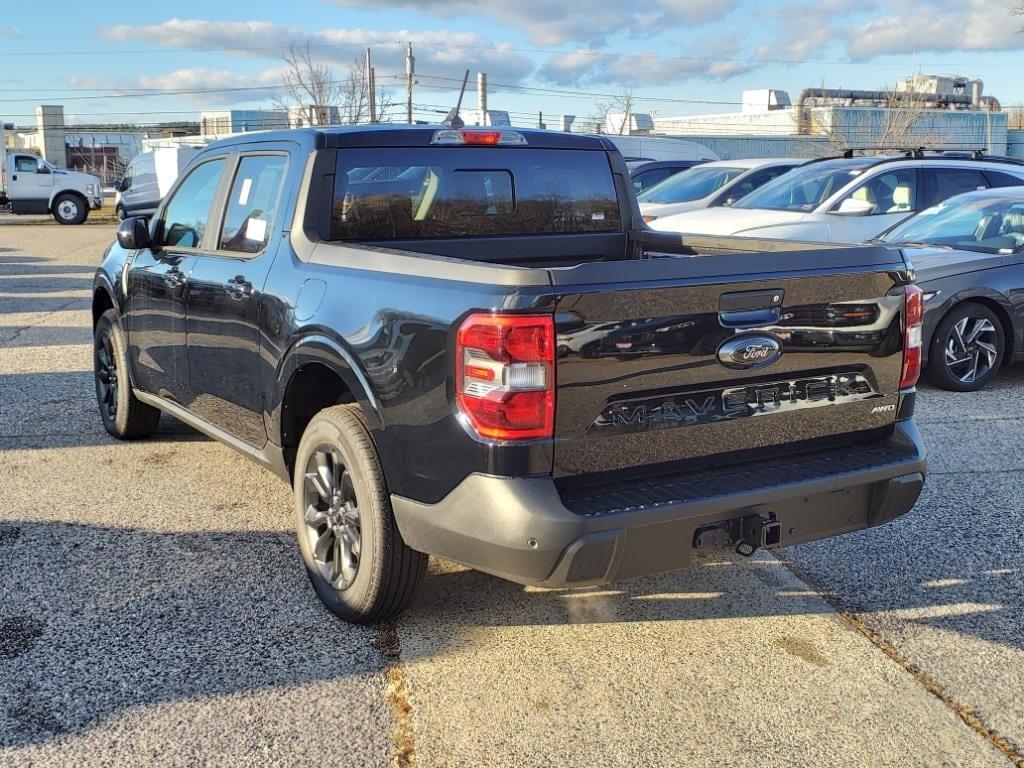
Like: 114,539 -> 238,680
365,47 -> 377,124
405,43 -> 415,124
477,72 -> 487,119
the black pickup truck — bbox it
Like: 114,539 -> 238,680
93,125 -> 926,623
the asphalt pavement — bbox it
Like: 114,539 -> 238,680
1,224 -> 1021,767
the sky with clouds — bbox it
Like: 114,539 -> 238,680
3,0 -> 1024,127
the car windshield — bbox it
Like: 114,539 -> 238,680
637,166 -> 744,204
732,159 -> 874,212
880,193 -> 1024,253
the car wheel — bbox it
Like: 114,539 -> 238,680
94,309 -> 161,438
53,193 -> 88,225
925,302 -> 1005,392
294,404 -> 427,624
116,205 -> 127,221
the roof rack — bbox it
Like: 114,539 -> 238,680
832,146 -> 1024,167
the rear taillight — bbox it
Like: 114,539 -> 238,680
900,284 -> 924,389
456,314 -> 555,440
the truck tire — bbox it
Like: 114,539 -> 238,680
294,404 -> 427,624
925,302 -> 1005,392
53,193 -> 88,225
93,309 -> 161,439
116,204 -> 127,221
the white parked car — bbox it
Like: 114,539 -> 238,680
638,158 -> 804,223
649,154 -> 1024,244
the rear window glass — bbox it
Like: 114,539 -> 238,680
330,147 -> 621,240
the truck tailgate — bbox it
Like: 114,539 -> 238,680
550,246 -> 911,479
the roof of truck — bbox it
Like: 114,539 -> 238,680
201,124 -> 616,152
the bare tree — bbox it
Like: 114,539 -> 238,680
590,88 -> 635,135
275,42 -> 344,126
275,44 -> 394,126
796,83 -> 949,155
1008,104 -> 1024,130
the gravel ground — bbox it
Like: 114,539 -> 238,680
0,224 -> 1020,767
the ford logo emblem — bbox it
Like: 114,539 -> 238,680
717,334 -> 783,370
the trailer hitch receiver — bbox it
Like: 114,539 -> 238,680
735,514 -> 781,556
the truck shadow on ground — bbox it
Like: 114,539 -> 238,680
0,520 -> 379,749
0,277 -> 94,294
399,532 -> 1022,656
0,326 -> 92,347
0,263 -> 96,277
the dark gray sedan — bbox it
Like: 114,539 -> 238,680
878,188 -> 1024,391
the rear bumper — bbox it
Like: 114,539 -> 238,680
391,421 -> 926,588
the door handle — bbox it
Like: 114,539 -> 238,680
226,275 -> 252,299
165,268 -> 186,287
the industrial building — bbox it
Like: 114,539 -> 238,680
611,75 -> 1014,160
198,109 -> 289,136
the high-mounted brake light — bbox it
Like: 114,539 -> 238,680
456,314 -> 555,440
431,129 -> 528,146
900,284 -> 924,389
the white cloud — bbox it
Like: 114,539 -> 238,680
0,26 -> 21,38
100,19 -> 534,87
68,68 -> 280,107
846,0 -> 1024,58
539,41 -> 755,87
327,0 -> 737,46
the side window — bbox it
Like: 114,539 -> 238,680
160,159 -> 225,249
840,168 -> 918,215
927,168 -> 988,207
982,170 -> 1024,188
633,167 -> 677,193
219,155 -> 288,253
15,156 -> 39,173
716,165 -> 792,205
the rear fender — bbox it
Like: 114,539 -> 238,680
271,332 -> 383,444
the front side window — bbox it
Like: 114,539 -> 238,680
637,166 -> 744,205
881,193 -> 1024,253
837,168 -> 918,215
632,167 -> 679,193
712,165 -> 796,206
219,154 -> 288,253
15,156 -> 39,173
330,147 -> 621,240
732,159 -> 874,212
159,159 -> 225,249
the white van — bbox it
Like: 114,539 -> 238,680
115,147 -> 202,219
601,135 -> 719,164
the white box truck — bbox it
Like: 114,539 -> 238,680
0,121 -> 104,224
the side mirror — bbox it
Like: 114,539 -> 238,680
117,217 -> 152,250
833,197 -> 874,216
37,165 -> 51,175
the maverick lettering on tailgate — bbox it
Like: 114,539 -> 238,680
595,373 -> 878,432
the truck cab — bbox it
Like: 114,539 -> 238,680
1,151 -> 103,224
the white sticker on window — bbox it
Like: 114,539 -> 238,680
246,217 -> 267,242
238,178 -> 253,206
592,212 -> 605,221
